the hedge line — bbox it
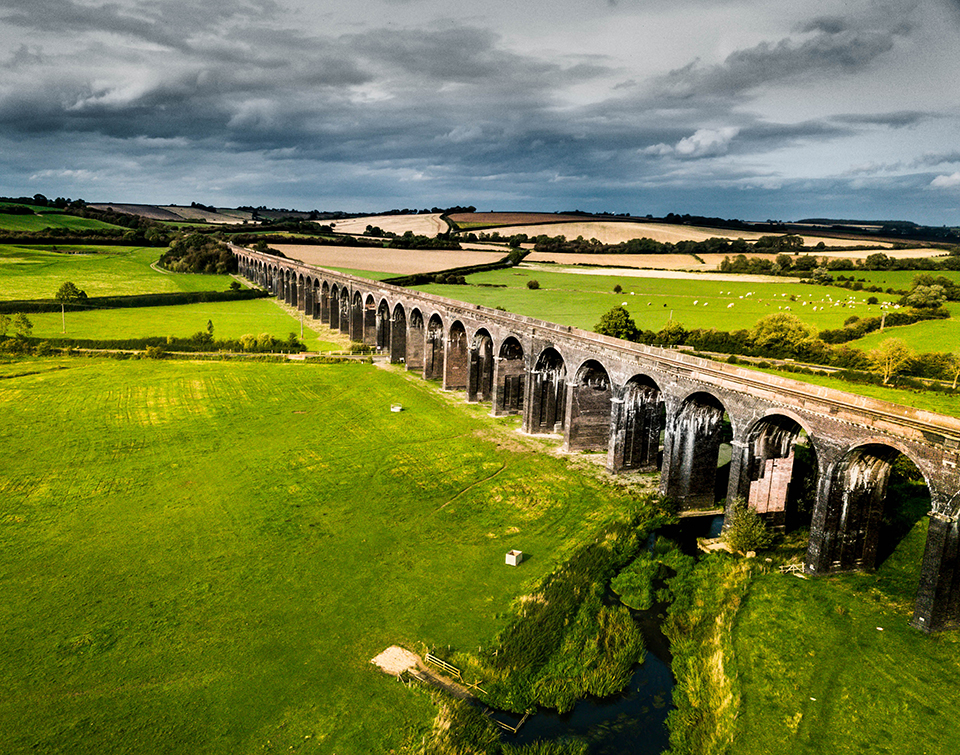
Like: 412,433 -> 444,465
0,288 -> 267,314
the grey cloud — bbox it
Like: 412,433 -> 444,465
657,24 -> 902,97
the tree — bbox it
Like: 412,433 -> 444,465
613,284 -> 622,293
13,313 -> 32,339
594,305 -> 638,341
870,337 -> 913,384
526,279 -> 540,290
55,281 -> 87,334
206,319 -> 214,337
724,498 -> 774,553
751,313 -> 816,357
0,313 -> 9,338
903,284 -> 946,309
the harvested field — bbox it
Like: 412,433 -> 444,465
88,203 -> 185,222
273,244 -> 504,274
696,247 -> 947,269
525,251 -> 710,270
331,213 -> 449,237
485,221 -> 891,249
520,263 -> 801,284
448,212 -> 587,228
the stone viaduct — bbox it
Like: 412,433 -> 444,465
232,244 -> 960,631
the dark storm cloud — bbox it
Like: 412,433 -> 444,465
657,22 -> 903,97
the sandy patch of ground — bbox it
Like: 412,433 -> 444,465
520,263 -> 802,284
371,646 -> 421,676
485,221 -> 891,249
331,213 -> 449,237
526,251 -> 710,270
274,244 -> 503,274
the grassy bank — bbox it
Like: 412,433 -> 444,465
731,520 -> 960,754
0,358 -> 645,754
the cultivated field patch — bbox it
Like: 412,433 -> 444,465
274,243 -> 504,274
475,221 -> 887,248
525,252 -> 711,270
330,213 -> 449,237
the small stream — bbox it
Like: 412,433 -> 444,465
495,513 -> 724,754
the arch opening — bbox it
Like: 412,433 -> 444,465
363,294 -> 377,346
495,337 -> 525,414
613,375 -> 665,472
663,392 -> 730,510
390,303 -> 407,364
467,329 -> 494,403
350,291 -> 364,342
376,299 -> 391,353
320,281 -> 330,324
530,348 -> 567,433
406,308 -> 425,371
424,314 -> 445,380
339,288 -> 351,335
813,445 -> 931,573
566,360 -> 612,452
444,321 -> 469,390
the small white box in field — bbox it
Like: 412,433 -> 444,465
505,550 -> 523,566
390,404 -> 403,412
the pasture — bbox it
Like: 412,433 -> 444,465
0,245 -> 231,300
0,357 -> 642,754
23,299 -> 339,352
416,266 -> 901,334
0,211 -> 124,233
731,520 -> 960,755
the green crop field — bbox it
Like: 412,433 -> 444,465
0,357 -> 643,754
0,211 -> 123,233
23,299 -> 340,352
0,245 -> 230,300
851,269 -> 960,289
731,520 -> 960,754
417,267 -> 901,334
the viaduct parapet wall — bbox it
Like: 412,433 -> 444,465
232,244 -> 960,631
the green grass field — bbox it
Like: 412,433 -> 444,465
0,245 -> 230,300
0,358 -> 643,755
0,211 -> 123,233
24,299 -> 340,352
417,267 -> 901,334
731,520 -> 960,754
750,366 -> 960,415
850,314 -> 960,354
849,269 -> 960,289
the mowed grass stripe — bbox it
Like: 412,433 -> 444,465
0,358 -> 638,754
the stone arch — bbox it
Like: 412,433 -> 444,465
530,347 -> 567,433
390,303 -> 407,364
610,374 -> 664,473
662,391 -> 731,509
329,283 -> 340,330
376,298 -> 391,353
809,442 -> 932,574
406,308 -> 425,371
351,290 -> 364,342
565,359 -> 612,452
320,281 -> 330,324
311,278 -> 321,319
467,328 -> 494,403
363,294 -> 377,345
733,413 -> 819,530
444,320 -> 469,390
424,313 -> 445,380
495,336 -> 525,414
297,273 -> 306,312
339,286 -> 351,335
303,275 -> 315,316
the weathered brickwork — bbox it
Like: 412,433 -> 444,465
233,246 -> 960,631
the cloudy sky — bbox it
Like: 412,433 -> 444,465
2,0 -> 960,223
